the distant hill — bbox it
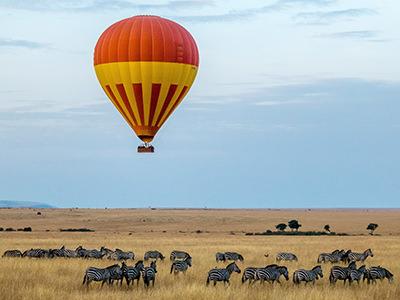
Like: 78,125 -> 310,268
0,200 -> 56,209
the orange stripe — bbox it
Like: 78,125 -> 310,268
132,83 -> 144,125
155,84 -> 178,126
105,85 -> 136,127
149,83 -> 161,126
116,84 -> 138,126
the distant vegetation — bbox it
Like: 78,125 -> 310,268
59,228 -> 94,232
245,230 -> 348,236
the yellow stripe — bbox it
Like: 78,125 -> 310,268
95,62 -> 198,128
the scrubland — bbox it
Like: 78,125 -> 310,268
0,208 -> 399,300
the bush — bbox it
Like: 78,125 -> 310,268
59,228 -> 94,232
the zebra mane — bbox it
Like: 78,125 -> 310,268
312,265 -> 321,271
226,262 -> 238,269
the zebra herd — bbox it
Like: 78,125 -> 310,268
2,246 -> 394,288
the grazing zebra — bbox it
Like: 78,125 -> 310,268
363,266 -> 394,284
347,249 -> 373,263
2,250 -> 23,257
170,250 -> 191,261
224,252 -> 244,262
293,265 -> 323,285
216,252 -> 226,262
50,246 -> 65,257
82,266 -> 112,287
317,249 -> 346,263
122,260 -> 144,286
101,247 -> 115,259
349,265 -> 366,286
329,261 -> 357,284
85,248 -> 104,259
142,261 -> 157,287
144,250 -> 165,261
170,257 -> 192,275
206,262 -> 241,286
257,265 -> 289,284
276,252 -> 298,262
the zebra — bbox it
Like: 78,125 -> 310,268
122,260 -> 144,286
349,265 -> 366,286
101,247 -> 115,259
363,266 -> 394,284
347,249 -> 373,263
276,252 -> 298,262
107,264 -> 124,285
50,246 -> 65,257
144,250 -> 165,261
2,250 -> 23,257
142,261 -> 157,287
82,266 -> 113,287
111,248 -> 135,261
84,248 -> 104,259
170,250 -> 191,261
63,246 -> 81,258
22,248 -> 53,258
257,265 -> 289,284
216,252 -> 226,262
242,267 -> 259,284
317,249 -> 345,263
224,252 -> 244,262
293,265 -> 323,285
329,261 -> 357,284
170,256 -> 192,275
206,262 -> 241,286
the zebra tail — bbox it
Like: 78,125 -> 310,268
206,275 -> 210,286
170,264 -> 174,274
241,273 -> 246,283
82,273 -> 87,285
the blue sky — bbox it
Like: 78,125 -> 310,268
0,0 -> 399,208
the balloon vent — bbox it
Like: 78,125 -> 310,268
138,144 -> 155,153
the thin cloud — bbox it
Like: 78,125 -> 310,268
314,30 -> 378,40
294,8 -> 377,25
0,38 -> 51,49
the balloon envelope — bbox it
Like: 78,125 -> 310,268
94,15 -> 199,144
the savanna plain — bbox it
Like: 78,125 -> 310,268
0,208 -> 399,300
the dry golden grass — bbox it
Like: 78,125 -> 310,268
0,208 -> 399,300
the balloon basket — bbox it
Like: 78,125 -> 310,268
138,144 -> 155,153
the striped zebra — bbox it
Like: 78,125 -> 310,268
22,248 -> 53,258
363,266 -> 394,284
122,260 -> 144,286
317,249 -> 345,263
170,250 -> 191,261
2,250 -> 22,257
349,265 -> 366,286
347,249 -> 373,263
142,261 -> 157,287
257,265 -> 289,284
206,262 -> 241,286
84,248 -> 104,259
111,248 -> 135,261
329,261 -> 357,284
293,265 -> 323,285
64,246 -> 81,258
50,246 -> 65,257
101,247 -> 115,259
216,252 -> 226,262
83,267 -> 111,287
170,257 -> 192,275
276,252 -> 298,262
107,264 -> 124,285
224,252 -> 244,262
144,250 -> 165,261
242,267 -> 259,284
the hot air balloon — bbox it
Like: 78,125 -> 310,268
94,15 -> 199,152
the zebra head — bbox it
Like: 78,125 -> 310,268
348,261 -> 357,270
365,248 -> 373,257
186,257 -> 192,267
150,261 -> 157,273
238,254 -> 244,262
135,260 -> 145,271
313,265 -> 323,278
227,262 -> 241,274
278,266 -> 289,280
383,268 -> 394,283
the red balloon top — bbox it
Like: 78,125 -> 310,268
94,15 -> 199,67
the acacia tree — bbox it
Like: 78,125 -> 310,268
324,225 -> 330,233
367,223 -> 378,235
288,220 -> 302,232
275,223 -> 287,232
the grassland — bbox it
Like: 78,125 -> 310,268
0,208 -> 399,300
